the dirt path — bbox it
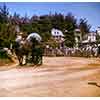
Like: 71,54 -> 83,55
0,57 -> 100,97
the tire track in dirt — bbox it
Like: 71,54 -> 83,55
0,57 -> 100,96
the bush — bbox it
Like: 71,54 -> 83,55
0,48 -> 8,59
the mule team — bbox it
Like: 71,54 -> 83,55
13,32 -> 43,66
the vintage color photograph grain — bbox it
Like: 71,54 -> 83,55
0,2 -> 100,97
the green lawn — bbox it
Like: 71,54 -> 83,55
0,58 -> 12,66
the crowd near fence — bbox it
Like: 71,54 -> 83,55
44,44 -> 100,58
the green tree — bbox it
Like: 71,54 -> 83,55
0,3 -> 9,23
0,4 -> 16,48
79,18 -> 91,37
64,13 -> 77,47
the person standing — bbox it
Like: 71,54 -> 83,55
98,44 -> 100,57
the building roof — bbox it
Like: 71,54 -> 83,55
82,40 -> 89,43
51,28 -> 64,37
88,32 -> 96,36
97,27 -> 100,35
75,29 -> 80,32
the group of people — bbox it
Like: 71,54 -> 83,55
44,44 -> 100,57
64,45 -> 99,57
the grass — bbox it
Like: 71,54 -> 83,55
0,58 -> 13,66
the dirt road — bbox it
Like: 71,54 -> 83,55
0,57 -> 100,97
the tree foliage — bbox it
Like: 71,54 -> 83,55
79,18 -> 91,37
0,4 -> 91,48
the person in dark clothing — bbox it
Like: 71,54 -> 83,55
31,42 -> 44,65
98,45 -> 100,57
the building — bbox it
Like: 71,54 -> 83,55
88,32 -> 96,42
51,28 -> 65,49
74,29 -> 97,46
51,28 -> 64,44
74,29 -> 82,47
82,32 -> 97,44
96,27 -> 100,36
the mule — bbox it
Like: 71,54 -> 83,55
13,33 -> 43,66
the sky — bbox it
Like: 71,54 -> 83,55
0,2 -> 100,31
